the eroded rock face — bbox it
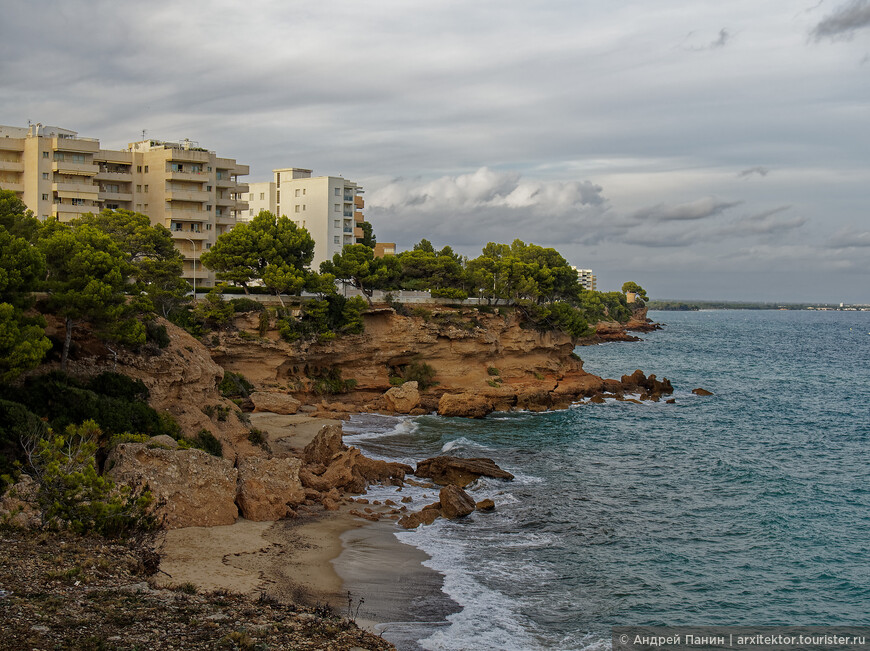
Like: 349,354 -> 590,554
437,392 -> 493,418
415,456 -> 515,488
106,443 -> 238,529
236,456 -> 305,521
250,392 -> 301,415
300,447 -> 413,494
383,381 -> 421,413
0,475 -> 40,528
619,369 -> 674,401
398,502 -> 442,529
439,485 -> 476,519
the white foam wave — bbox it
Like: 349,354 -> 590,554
439,436 -> 492,454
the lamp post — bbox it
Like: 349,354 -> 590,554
185,237 -> 197,302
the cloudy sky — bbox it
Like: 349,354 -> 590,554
2,0 -> 868,302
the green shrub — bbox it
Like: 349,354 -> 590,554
487,367 -> 500,376
86,372 -> 149,402
487,379 -> 500,388
108,432 -> 150,449
144,320 -> 171,348
308,368 -> 357,395
229,297 -> 265,313
219,371 -> 254,399
258,310 -> 270,336
388,376 -> 405,387
0,399 -> 48,489
431,287 -> 469,300
403,361 -> 437,390
28,420 -> 159,537
247,428 -> 268,450
193,429 -> 223,457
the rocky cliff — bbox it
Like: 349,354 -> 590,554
211,304 -> 667,416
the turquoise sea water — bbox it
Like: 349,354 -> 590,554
343,310 -> 870,650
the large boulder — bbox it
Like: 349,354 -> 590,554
106,443 -> 238,529
236,456 -> 305,521
300,448 -> 413,494
303,424 -> 347,465
383,381 -> 421,414
415,456 -> 514,488
397,502 -> 442,529
438,485 -> 476,519
250,392 -> 301,415
437,392 -> 493,418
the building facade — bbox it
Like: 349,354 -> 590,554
242,167 -> 366,270
0,124 -> 249,287
571,267 -> 597,291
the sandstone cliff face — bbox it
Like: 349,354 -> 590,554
213,307 -> 600,409
46,315 -> 253,461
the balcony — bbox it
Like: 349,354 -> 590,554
233,200 -> 248,212
216,214 -> 235,226
343,210 -> 353,217
100,191 -> 134,202
0,160 -> 24,172
354,196 -> 364,209
52,137 -> 99,153
165,209 -> 206,222
166,170 -> 208,183
95,170 -> 132,181
0,139 -> 24,152
53,181 -> 99,196
354,227 -> 364,238
52,203 -> 98,219
0,181 -> 24,193
354,211 -> 364,222
343,226 -> 353,233
344,194 -> 354,202
166,148 -> 210,163
52,161 -> 97,176
215,176 -> 233,187
167,189 -> 210,202
215,195 -> 233,206
170,230 -> 209,241
234,183 -> 249,194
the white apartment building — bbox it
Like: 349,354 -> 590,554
0,123 -> 249,287
571,267 -> 597,291
242,167 -> 365,270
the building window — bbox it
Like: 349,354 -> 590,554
143,184 -> 148,192
42,151 -> 49,158
206,205 -> 212,211
335,188 -> 340,197
136,185 -> 142,192
42,172 -> 49,180
334,220 -> 340,229
71,198 -> 85,206
334,236 -> 340,244
207,185 -> 212,192
206,243 -> 212,250
42,194 -> 48,201
206,223 -> 212,230
302,204 -> 306,211
295,205 -> 300,213
276,191 -> 280,202
170,222 -> 182,231
144,165 -> 149,173
295,189 -> 300,197
106,203 -> 119,210
249,209 -> 254,216
334,204 -> 340,212
259,192 -> 265,200
137,165 -> 142,172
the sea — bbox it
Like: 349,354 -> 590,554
341,309 -> 870,651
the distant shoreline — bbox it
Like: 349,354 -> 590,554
648,301 -> 870,311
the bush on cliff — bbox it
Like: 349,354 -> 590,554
25,420 -> 159,537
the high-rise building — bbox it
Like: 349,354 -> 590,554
571,267 -> 597,291
0,123 -> 249,288
242,168 -> 366,270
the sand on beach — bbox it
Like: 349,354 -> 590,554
248,413 -> 341,455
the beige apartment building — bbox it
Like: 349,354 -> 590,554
241,167 -> 366,270
571,267 -> 597,291
0,123 -> 249,288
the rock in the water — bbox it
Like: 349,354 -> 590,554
303,424 -> 347,465
439,485 -> 476,519
383,381 -> 421,414
397,503 -> 442,529
301,447 -> 412,494
692,387 -> 713,396
107,443 -> 238,528
236,456 -> 305,521
476,498 -> 496,512
250,392 -> 301,415
437,392 -> 493,418
415,456 -> 514,488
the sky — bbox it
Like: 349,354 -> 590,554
2,0 -> 868,302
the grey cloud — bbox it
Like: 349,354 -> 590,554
718,206 -> 806,236
811,0 -> 870,39
738,166 -> 770,178
629,198 -> 741,223
826,227 -> 870,247
711,29 -> 731,48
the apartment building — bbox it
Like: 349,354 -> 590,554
0,123 -> 249,287
242,167 -> 366,270
571,267 -> 597,291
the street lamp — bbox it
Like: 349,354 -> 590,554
185,237 -> 197,302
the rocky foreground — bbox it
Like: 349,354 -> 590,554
0,527 -> 393,650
